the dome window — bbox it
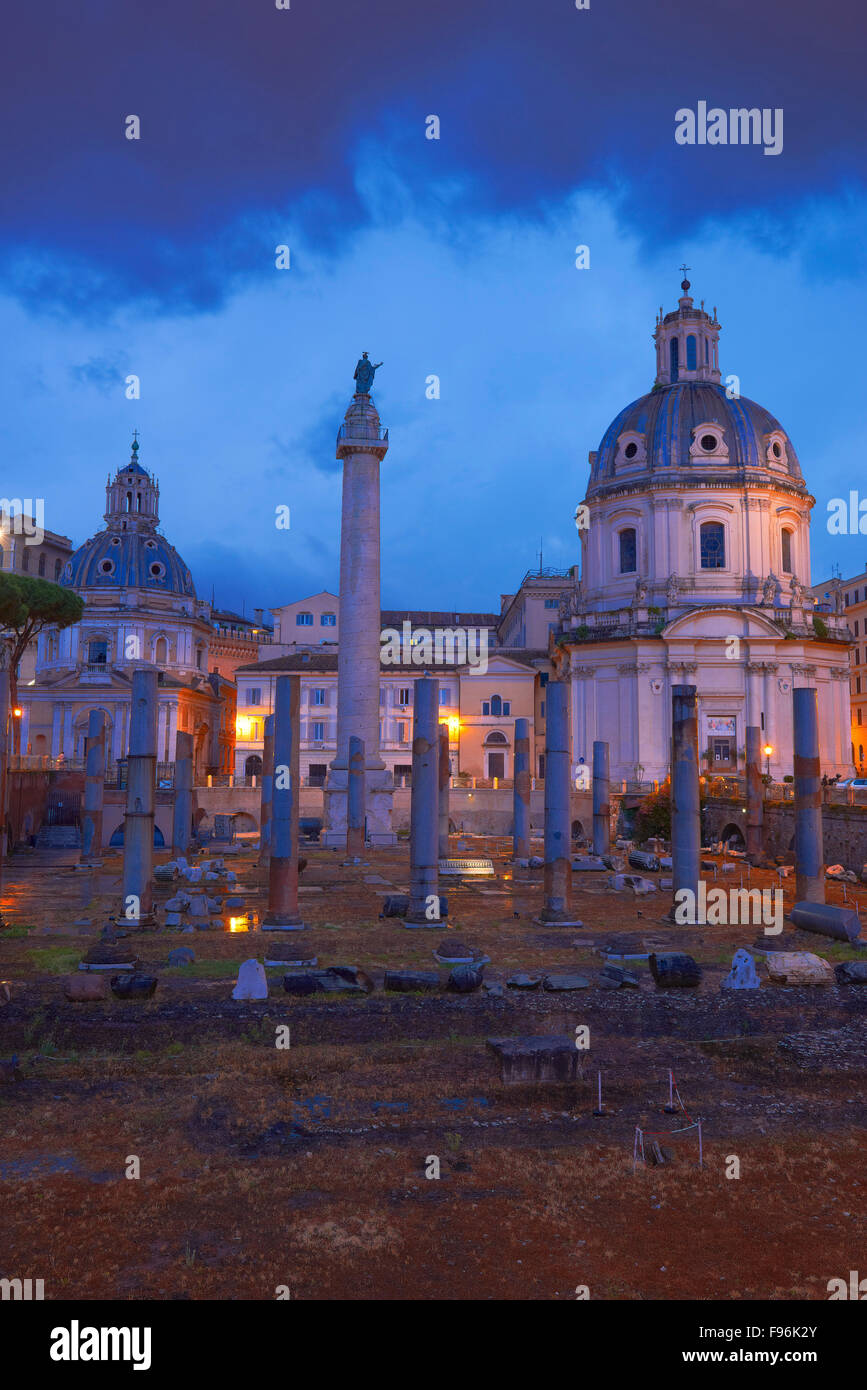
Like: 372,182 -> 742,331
781,529 -> 793,574
145,539 -> 157,549
686,335 -> 697,371
624,442 -> 638,459
149,561 -> 166,579
110,536 -> 121,546
699,521 -> 725,570
700,434 -> 718,452
619,527 -> 637,574
98,559 -> 115,575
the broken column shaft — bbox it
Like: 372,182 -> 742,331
512,716 -> 530,860
263,676 -> 304,929
258,713 -> 274,867
671,685 -> 700,906
347,735 -> 365,857
542,681 -> 572,921
80,709 -> 106,866
793,686 -> 825,903
121,669 -> 158,926
172,729 -> 193,858
592,739 -> 610,857
745,725 -> 763,861
406,675 -> 440,924
438,725 -> 450,860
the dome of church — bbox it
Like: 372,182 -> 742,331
589,380 -> 803,486
61,436 -> 196,599
588,277 -> 803,491
63,528 -> 196,596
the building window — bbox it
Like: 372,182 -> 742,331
540,671 -> 549,687
312,721 -> 325,741
22,548 -> 30,571
397,721 -> 408,744
699,521 -> 725,569
397,688 -> 411,706
54,557 -> 62,579
246,688 -> 261,706
296,612 -> 313,626
781,529 -> 793,574
88,639 -> 108,667
855,621 -> 860,637
490,695 -> 502,716
154,636 -> 168,665
482,701 -> 490,716
321,613 -> 336,626
858,677 -> 862,695
619,527 -> 637,574
312,688 -> 326,705
669,337 -> 679,382
439,688 -> 451,705
540,701 -> 545,717
38,552 -> 46,575
544,598 -> 558,609
686,334 -> 697,371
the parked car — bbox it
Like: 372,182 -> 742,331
834,777 -> 867,793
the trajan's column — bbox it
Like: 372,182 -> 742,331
323,354 -> 396,845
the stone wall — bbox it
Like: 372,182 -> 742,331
702,796 -> 867,871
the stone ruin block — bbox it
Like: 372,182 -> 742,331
487,1035 -> 581,1084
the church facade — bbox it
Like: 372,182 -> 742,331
19,439 -> 235,779
556,280 -> 852,782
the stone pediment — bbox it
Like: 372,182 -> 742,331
662,606 -> 782,640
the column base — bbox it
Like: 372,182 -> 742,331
261,913 -> 307,932
75,860 -> 104,871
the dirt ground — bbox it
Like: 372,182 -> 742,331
1,841 -> 865,1301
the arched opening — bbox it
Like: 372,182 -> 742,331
54,557 -> 62,579
699,521 -> 725,570
669,337 -> 679,382
125,492 -> 132,512
109,823 -> 166,847
490,694 -> 502,717
686,334 -> 697,370
232,812 -> 258,834
720,822 -> 745,851
571,818 -> 584,841
154,636 -> 168,665
244,754 -> 263,778
484,729 -> 508,781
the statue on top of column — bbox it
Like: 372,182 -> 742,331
353,352 -> 383,395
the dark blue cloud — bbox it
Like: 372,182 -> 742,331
2,0 -> 865,311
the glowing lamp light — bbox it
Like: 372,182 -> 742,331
12,708 -> 22,717
235,716 -> 253,738
763,745 -> 773,757
228,916 -> 249,933
447,716 -> 460,735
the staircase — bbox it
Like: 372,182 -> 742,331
36,825 -> 81,849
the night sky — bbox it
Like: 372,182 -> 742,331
2,0 -> 865,612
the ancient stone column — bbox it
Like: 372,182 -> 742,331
671,685 -> 700,906
745,725 -> 763,861
263,676 -> 304,930
80,709 -> 106,866
121,668 -> 158,926
172,730 -> 193,858
406,676 -> 440,924
259,713 -> 274,867
347,735 -> 365,856
438,725 -> 450,860
793,687 -> 825,903
324,389 -> 394,845
512,716 -> 530,860
542,681 -> 572,921
0,643 -> 10,923
592,739 -> 610,857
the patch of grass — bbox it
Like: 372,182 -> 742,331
163,959 -> 239,979
1,923 -> 36,939
25,947 -> 82,974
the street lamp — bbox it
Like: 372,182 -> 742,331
763,743 -> 773,778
